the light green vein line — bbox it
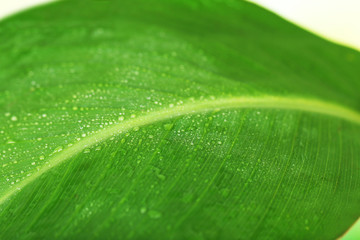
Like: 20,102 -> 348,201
1,95 -> 360,205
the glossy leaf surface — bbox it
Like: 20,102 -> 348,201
0,0 -> 359,239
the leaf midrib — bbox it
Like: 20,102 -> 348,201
1,95 -> 359,205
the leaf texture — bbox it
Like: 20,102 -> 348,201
0,0 -> 359,239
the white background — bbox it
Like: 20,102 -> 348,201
250,0 -> 360,51
0,0 -> 359,51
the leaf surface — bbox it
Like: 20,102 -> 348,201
0,0 -> 359,239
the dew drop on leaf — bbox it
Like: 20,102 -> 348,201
6,139 -> 15,144
163,123 -> 174,131
140,207 -> 147,214
148,210 -> 162,219
54,146 -> 63,152
157,174 -> 166,181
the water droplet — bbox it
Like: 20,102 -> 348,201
157,174 -> 166,181
31,162 -> 36,165
118,116 -> 124,121
140,207 -> 147,214
148,210 -> 162,219
6,139 -> 15,144
54,146 -> 63,152
39,155 -> 45,160
163,123 -> 174,131
11,116 -> 18,121
83,148 -> 90,154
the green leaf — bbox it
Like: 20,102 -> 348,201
0,0 -> 359,239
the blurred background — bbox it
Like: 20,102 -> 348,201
0,0 -> 359,239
